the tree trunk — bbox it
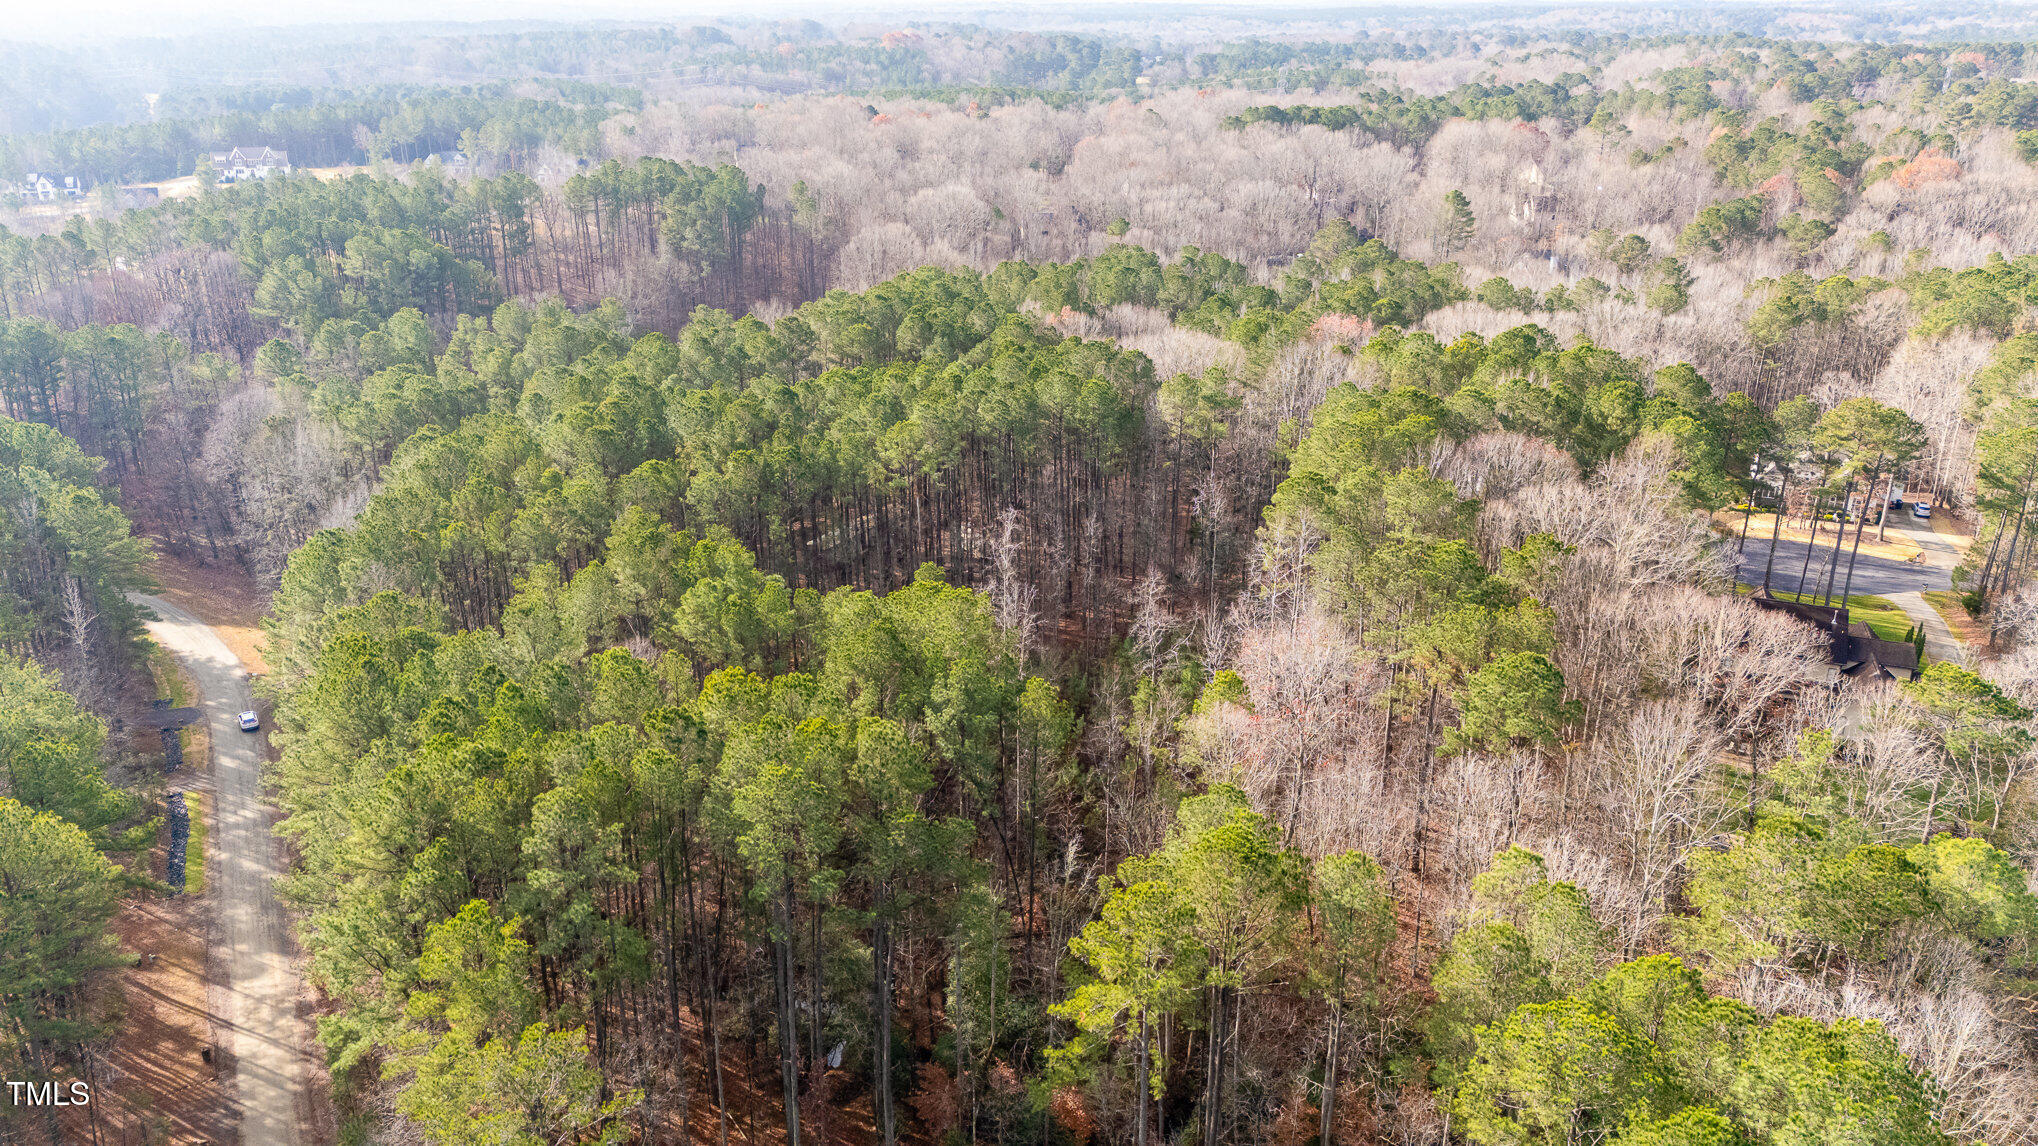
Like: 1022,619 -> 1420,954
1820,476 -> 1855,606
1996,489 -> 2033,600
872,903 -> 896,1146
773,892 -> 802,1146
1794,494 -> 1824,598
1318,1003 -> 1341,1146
1202,982 -> 1223,1146
1134,1019 -> 1150,1146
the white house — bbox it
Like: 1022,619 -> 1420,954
210,146 -> 292,183
11,173 -> 85,201
429,151 -> 471,170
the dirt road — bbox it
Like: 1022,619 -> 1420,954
133,593 -> 307,1146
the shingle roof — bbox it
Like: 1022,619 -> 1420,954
1748,589 -> 1917,682
212,146 -> 289,164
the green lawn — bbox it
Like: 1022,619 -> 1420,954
183,790 -> 207,895
1739,586 -> 1915,642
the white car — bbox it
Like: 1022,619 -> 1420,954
1912,501 -> 1932,520
238,711 -> 261,732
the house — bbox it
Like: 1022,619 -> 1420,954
1748,589 -> 1920,684
210,146 -> 291,183
428,151 -> 471,170
10,173 -> 86,201
534,158 -> 590,180
1509,161 -> 1550,228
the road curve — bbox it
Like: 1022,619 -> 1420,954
1887,589 -> 1966,664
1734,528 -> 1952,598
133,593 -> 306,1146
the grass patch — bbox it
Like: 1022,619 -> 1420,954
1741,586 -> 1915,642
145,635 -> 211,894
182,790 -> 207,896
142,637 -> 191,705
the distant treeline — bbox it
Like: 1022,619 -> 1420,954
0,82 -> 639,186
1223,44 -> 2034,146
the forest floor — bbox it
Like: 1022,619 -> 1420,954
651,1002 -> 934,1145
55,649 -> 234,1146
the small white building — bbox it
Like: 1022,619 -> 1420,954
1508,161 -> 1549,227
210,146 -> 292,183
429,151 -> 471,170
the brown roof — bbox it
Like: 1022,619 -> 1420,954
1748,589 -> 1917,681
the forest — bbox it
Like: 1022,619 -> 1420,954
5,6 -> 2038,1146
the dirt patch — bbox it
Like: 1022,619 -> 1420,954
55,644 -> 235,1146
1714,510 -> 1925,562
147,552 -> 273,676
59,889 -> 233,1146
151,175 -> 202,201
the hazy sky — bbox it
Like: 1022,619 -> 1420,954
10,0 -> 1460,43
18,0 -> 755,40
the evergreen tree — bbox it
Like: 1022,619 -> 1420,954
1439,189 -> 1477,256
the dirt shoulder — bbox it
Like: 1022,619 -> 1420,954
73,895 -> 236,1146
1921,590 -> 1990,648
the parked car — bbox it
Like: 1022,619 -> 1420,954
1912,501 -> 1933,520
239,710 -> 260,732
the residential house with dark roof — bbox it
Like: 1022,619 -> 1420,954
8,173 -> 85,201
1748,589 -> 1920,684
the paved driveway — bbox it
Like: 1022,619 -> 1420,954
1733,514 -> 1972,663
1734,517 -> 1953,597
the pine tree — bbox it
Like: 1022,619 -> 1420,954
1438,190 -> 1476,256
0,797 -> 130,1140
